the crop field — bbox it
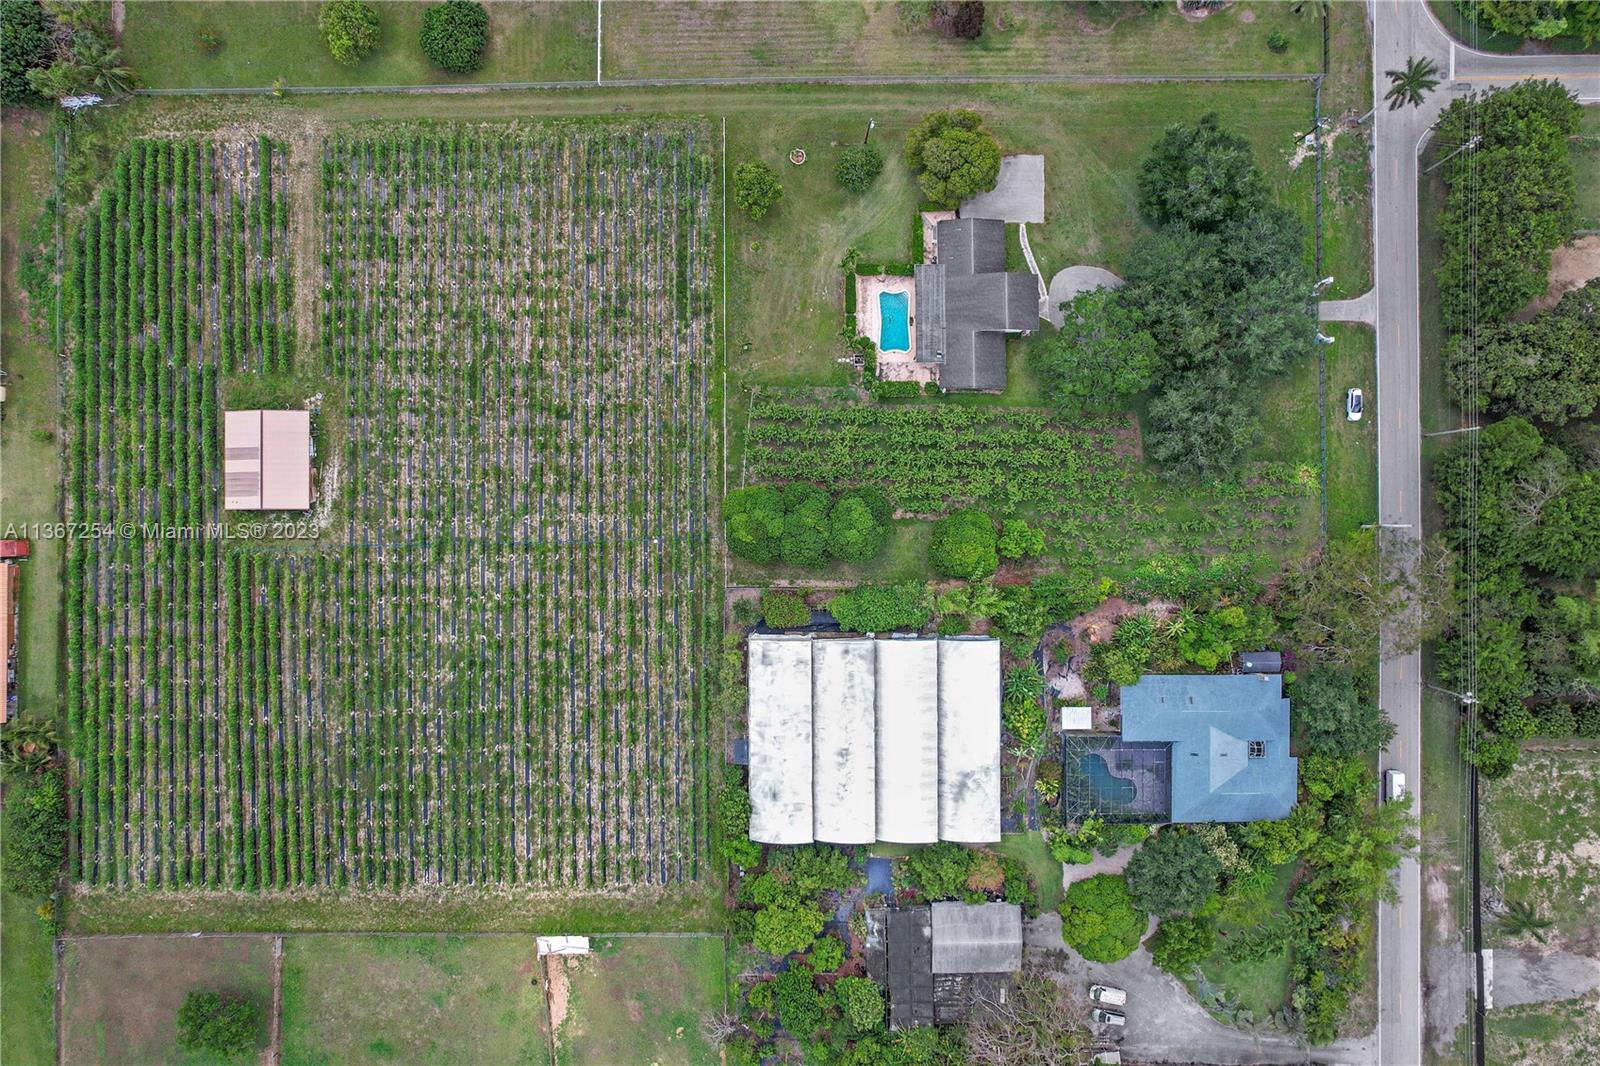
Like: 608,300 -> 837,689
65,124 -> 717,894
741,395 -> 1313,568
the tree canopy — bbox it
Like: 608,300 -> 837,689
1058,873 -> 1146,962
733,160 -> 783,220
1,0 -> 50,105
724,483 -> 890,567
903,108 -> 1002,209
1292,667 -> 1397,758
1137,112 -> 1269,232
419,0 -> 489,74
835,144 -> 885,193
319,0 -> 380,65
1448,280 -> 1600,425
929,507 -> 998,578
1124,828 -> 1222,917
1030,288 -> 1157,411
827,582 -> 932,633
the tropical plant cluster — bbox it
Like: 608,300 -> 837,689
64,125 -> 718,890
3,0 -> 136,102
1434,417 -> 1600,776
419,0 -> 489,73
743,395 -> 1310,568
1454,0 -> 1600,44
760,589 -> 813,630
893,840 -> 1037,914
725,483 -> 893,566
1435,80 -> 1583,328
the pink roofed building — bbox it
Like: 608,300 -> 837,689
223,409 -> 312,511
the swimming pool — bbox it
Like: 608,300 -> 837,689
878,290 -> 910,352
1079,753 -> 1137,807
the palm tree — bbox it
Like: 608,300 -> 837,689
71,37 -> 138,95
1,717 -> 60,777
1385,56 -> 1441,111
1497,898 -> 1554,943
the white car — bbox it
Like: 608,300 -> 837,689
1384,769 -> 1406,803
1346,388 -> 1364,422
1092,1008 -> 1127,1027
1090,984 -> 1128,1007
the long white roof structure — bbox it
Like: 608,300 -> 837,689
748,634 -> 814,845
937,638 -> 1002,843
876,638 -> 941,845
747,634 -> 1001,846
813,639 -> 878,844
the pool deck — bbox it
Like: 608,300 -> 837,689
855,273 -> 936,384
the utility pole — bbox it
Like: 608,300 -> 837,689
863,119 -> 876,145
1424,425 -> 1481,438
1423,134 -> 1481,174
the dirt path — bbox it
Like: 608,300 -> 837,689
542,955 -> 565,1064
267,936 -> 284,1066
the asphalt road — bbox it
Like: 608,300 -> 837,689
1368,6 -> 1597,1066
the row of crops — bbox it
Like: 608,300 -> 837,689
63,126 -> 717,891
742,395 -> 1311,566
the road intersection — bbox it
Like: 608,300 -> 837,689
1365,5 -> 1597,1065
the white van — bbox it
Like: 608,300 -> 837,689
1090,984 -> 1128,1007
1092,1008 -> 1127,1027
1384,769 -> 1406,803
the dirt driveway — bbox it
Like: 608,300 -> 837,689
1023,914 -> 1376,1066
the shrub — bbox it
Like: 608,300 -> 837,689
761,589 -> 812,631
716,767 -> 763,868
903,108 -> 1001,209
779,482 -> 831,567
997,518 -> 1045,560
827,581 -> 932,633
733,161 -> 783,220
930,1 -> 985,39
774,964 -> 824,1037
319,0 -> 380,65
808,934 -> 845,972
835,144 -> 885,193
1266,30 -> 1290,52
1003,695 -> 1046,748
1149,915 -> 1216,975
754,902 -> 828,956
827,487 -> 891,563
1058,874 -> 1146,962
2,767 -> 67,898
900,842 -> 977,901
724,485 -> 785,562
176,990 -> 262,1061
930,507 -> 998,578
419,0 -> 488,74
1125,828 -> 1222,917
1,0 -> 51,104
836,975 -> 885,1032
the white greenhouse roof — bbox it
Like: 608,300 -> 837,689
745,634 -> 1000,846
936,638 -> 1001,843
813,639 -> 877,844
748,635 -> 814,845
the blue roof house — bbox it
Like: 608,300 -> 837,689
1119,674 -> 1298,822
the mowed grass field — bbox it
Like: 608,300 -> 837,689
1576,106 -> 1600,230
603,0 -> 1323,78
552,936 -> 725,1066
60,936 -> 273,1066
281,935 -> 551,1066
121,1 -> 596,88
1480,749 -> 1600,953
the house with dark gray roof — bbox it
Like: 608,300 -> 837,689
914,218 -> 1039,392
866,901 -> 1022,1028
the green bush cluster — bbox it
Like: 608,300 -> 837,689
929,507 -> 997,578
716,766 -> 763,869
2,767 -> 68,899
835,144 -> 885,193
893,842 -> 1036,914
419,0 -> 488,73
176,990 -> 262,1061
1,0 -> 50,104
725,484 -> 892,567
760,589 -> 812,630
1002,663 -> 1046,747
1058,873 -> 1146,962
319,0 -> 380,65
827,581 -> 932,634
733,160 -> 783,220
903,108 -> 1001,208
1150,914 -> 1217,975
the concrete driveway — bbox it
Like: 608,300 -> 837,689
1024,914 -> 1376,1066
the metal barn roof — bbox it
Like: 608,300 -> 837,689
747,635 -> 814,844
930,901 -> 1023,974
813,639 -> 877,844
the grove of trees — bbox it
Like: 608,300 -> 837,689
1446,279 -> 1600,425
724,484 -> 892,567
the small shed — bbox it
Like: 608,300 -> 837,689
224,409 -> 312,511
0,540 -> 30,560
1238,651 -> 1283,674
1059,705 -> 1093,731
930,901 -> 1023,975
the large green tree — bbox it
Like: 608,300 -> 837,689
1124,829 -> 1222,917
903,108 -> 1002,209
929,507 -> 998,579
319,0 -> 380,65
1137,112 -> 1269,232
1447,280 -> 1600,425
1058,874 -> 1146,962
175,991 -> 262,1061
1031,288 -> 1157,411
1,0 -> 51,104
1292,667 -> 1397,758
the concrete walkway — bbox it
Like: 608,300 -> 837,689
1485,949 -> 1600,1010
1318,289 -> 1375,326
1044,265 -> 1125,328
1016,222 -> 1049,305
1024,913 -> 1375,1065
1061,842 -> 1140,893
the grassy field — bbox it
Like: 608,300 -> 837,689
281,935 -> 551,1066
61,936 -> 273,1065
1486,989 -> 1600,1066
551,935 -> 725,1066
121,1 -> 596,88
1576,106 -> 1600,231
995,830 -> 1063,913
1480,749 -> 1600,952
603,0 -> 1324,79
1185,862 -> 1296,1024
0,110 -> 63,1066
1325,325 -> 1378,538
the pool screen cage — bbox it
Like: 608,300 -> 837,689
1059,736 -> 1172,825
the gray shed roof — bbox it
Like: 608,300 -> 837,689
930,901 -> 1023,974
887,908 -> 935,1029
1238,651 -> 1283,673
914,219 -> 1038,392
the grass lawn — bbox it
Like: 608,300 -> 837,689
603,1 -> 1324,79
995,830 -> 1063,913
1479,750 -> 1600,951
1576,106 -> 1600,230
1185,862 -> 1296,1024
61,936 -> 273,1065
121,1 -> 596,89
1486,990 -> 1600,1066
1,109 -> 63,1066
1325,325 -> 1378,538
281,935 -> 551,1066
552,935 -> 725,1066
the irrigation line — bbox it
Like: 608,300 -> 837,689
130,71 -> 1318,97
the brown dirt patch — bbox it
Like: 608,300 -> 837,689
1514,235 -> 1600,320
545,955 -> 571,1039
